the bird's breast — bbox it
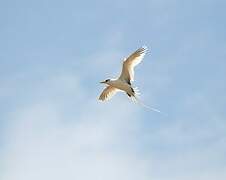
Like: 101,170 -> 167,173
109,80 -> 131,92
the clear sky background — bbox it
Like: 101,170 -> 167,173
1,0 -> 226,179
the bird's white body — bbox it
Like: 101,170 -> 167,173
106,79 -> 134,96
98,46 -> 164,114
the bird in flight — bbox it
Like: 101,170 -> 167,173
98,46 -> 162,113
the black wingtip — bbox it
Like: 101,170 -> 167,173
139,46 -> 148,54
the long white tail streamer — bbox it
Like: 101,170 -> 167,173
131,87 -> 167,115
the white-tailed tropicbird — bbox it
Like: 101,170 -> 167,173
98,46 -> 162,113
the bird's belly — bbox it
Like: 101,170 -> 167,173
110,80 -> 131,92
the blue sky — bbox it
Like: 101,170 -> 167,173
1,0 -> 226,179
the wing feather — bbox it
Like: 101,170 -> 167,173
119,46 -> 147,83
99,86 -> 118,101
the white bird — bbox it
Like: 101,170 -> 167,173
99,46 -> 162,113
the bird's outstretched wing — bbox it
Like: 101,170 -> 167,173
99,86 -> 119,101
119,46 -> 147,83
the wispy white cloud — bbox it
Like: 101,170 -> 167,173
1,71 -> 151,180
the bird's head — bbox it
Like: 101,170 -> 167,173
100,79 -> 111,84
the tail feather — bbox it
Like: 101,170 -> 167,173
134,96 -> 162,113
131,87 -> 166,115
